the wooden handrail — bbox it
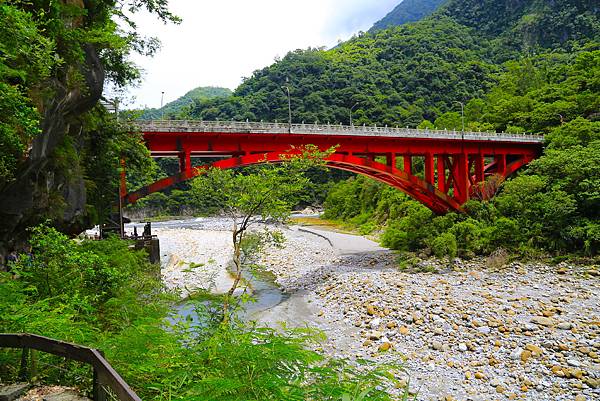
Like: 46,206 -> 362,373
0,333 -> 141,401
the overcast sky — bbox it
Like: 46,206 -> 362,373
124,0 -> 400,109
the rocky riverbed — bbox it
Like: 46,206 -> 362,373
150,218 -> 599,401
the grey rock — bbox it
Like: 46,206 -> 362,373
511,347 -> 524,360
0,383 -> 29,401
478,326 -> 491,334
557,322 -> 573,330
432,340 -> 443,351
43,390 -> 90,401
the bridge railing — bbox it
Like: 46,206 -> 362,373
134,120 -> 544,143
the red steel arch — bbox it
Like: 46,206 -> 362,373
123,121 -> 543,214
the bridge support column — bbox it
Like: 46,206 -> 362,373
403,155 -> 412,175
475,154 -> 485,183
437,156 -> 446,192
179,151 -> 191,173
454,154 -> 470,204
386,153 -> 395,169
425,153 -> 435,185
495,154 -> 507,175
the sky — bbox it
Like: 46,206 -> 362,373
123,0 -> 400,109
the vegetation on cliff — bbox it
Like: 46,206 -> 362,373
0,0 -> 178,258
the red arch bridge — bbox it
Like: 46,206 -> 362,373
123,120 -> 544,214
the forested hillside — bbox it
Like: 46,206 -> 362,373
440,0 -> 600,53
324,51 -> 600,256
183,0 -> 599,128
139,86 -> 231,120
369,0 -> 447,32
184,18 -> 495,126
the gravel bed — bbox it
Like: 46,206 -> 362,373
150,219 -> 599,401
258,227 -> 600,401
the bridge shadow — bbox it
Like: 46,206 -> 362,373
276,249 -> 398,293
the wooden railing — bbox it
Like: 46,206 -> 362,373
0,333 -> 141,401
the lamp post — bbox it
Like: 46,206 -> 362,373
282,78 -> 292,133
160,91 -> 165,120
349,102 -> 359,127
455,101 -> 465,132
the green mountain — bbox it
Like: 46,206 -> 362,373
139,86 -> 231,120
185,18 -> 494,126
369,0 -> 447,32
184,0 -> 599,127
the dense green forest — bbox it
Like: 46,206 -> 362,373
179,0 -> 599,126
324,51 -> 600,257
182,18 -> 496,126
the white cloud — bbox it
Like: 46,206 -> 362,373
123,0 -> 399,108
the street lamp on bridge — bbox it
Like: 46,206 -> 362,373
455,101 -> 465,132
282,78 -> 292,133
160,91 -> 165,120
349,102 -> 359,127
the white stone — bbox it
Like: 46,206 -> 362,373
511,348 -> 524,360
370,318 -> 381,329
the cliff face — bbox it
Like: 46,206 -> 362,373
0,42 -> 105,260
369,0 -> 447,32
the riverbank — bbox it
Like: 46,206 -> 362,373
148,218 -> 599,401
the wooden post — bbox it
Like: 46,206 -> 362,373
119,158 -> 126,239
93,350 -> 108,401
18,348 -> 29,381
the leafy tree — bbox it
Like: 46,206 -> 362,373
189,147 -> 330,320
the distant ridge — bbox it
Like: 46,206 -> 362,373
369,0 -> 446,32
139,86 -> 232,120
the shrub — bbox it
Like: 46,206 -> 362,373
381,222 -> 410,251
431,233 -> 458,259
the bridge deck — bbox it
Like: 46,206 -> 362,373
135,120 -> 544,144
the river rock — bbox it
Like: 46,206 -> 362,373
557,322 -> 573,330
432,341 -> 443,351
379,342 -> 393,352
531,316 -> 554,327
